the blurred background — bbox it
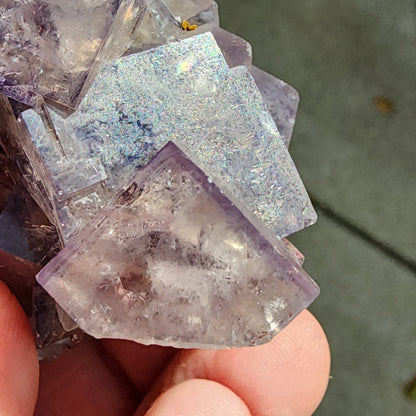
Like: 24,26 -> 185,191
218,0 -> 416,415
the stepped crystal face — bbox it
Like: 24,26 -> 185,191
37,143 -> 319,349
21,33 -> 315,242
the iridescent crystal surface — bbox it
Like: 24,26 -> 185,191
37,143 -> 319,349
21,33 -> 316,242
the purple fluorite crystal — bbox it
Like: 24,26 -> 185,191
37,142 -> 319,349
0,1 -> 319,355
251,66 -> 300,148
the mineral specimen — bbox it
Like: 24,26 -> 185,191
0,0 -> 319,353
37,142 -> 319,349
20,33 -> 316,243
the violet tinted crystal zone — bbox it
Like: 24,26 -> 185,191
37,142 -> 319,349
251,66 -> 300,148
210,27 -> 252,68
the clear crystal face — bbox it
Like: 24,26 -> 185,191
37,142 -> 319,349
129,0 -> 217,50
21,33 -> 316,242
0,0 -> 121,107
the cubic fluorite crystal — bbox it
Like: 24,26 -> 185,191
20,33 -> 316,243
37,142 -> 319,349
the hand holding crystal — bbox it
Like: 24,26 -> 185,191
0,2 -> 329,413
0,281 -> 329,416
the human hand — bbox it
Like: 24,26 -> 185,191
0,281 -> 330,416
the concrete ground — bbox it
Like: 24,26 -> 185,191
218,0 -> 416,415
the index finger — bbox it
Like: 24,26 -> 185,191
0,281 -> 39,416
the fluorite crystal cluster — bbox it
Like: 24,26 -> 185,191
0,0 -> 319,350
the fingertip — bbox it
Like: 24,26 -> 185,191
144,379 -> 251,416
270,309 -> 331,414
144,309 -> 330,416
0,281 -> 39,416
212,309 -> 331,416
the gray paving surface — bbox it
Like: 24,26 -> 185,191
218,0 -> 416,414
291,216 -> 416,416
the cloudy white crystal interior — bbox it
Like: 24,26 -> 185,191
37,142 -> 319,349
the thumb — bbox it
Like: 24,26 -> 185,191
0,281 -> 39,416
143,379 -> 251,416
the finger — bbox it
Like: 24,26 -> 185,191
102,339 -> 177,394
138,310 -> 330,416
0,281 -> 39,416
142,379 -> 251,416
0,249 -> 40,316
35,340 -> 139,416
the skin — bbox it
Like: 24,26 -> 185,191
0,281 -> 330,416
